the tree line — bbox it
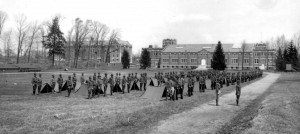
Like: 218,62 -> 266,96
0,10 -> 130,69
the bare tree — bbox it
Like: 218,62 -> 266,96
240,40 -> 249,70
73,18 -> 92,68
0,10 -> 8,37
66,27 -> 74,67
91,21 -> 109,65
26,21 -> 40,63
15,14 -> 28,64
2,29 -> 12,63
105,29 -> 120,63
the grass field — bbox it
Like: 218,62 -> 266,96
218,73 -> 300,134
0,69 -> 264,134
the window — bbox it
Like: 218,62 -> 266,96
172,59 -> 179,62
191,59 -> 197,63
244,58 -> 249,63
163,59 -> 169,62
268,58 -> 272,63
231,58 -> 238,64
181,59 -> 187,63
225,59 -> 228,63
254,59 -> 259,64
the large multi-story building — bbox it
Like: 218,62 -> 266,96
65,40 -> 132,64
160,41 -> 275,70
142,45 -> 163,68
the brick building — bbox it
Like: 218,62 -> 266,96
65,40 -> 132,64
160,42 -> 275,70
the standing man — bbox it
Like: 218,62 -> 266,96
66,76 -> 73,97
139,73 -> 143,91
80,73 -> 85,84
109,74 -> 114,95
143,73 -> 147,91
199,76 -> 203,92
187,75 -> 194,97
37,74 -> 43,95
215,79 -> 221,106
97,75 -> 103,97
50,74 -> 56,93
236,80 -> 241,106
122,75 -> 126,94
57,74 -> 64,93
87,76 -> 94,99
72,73 -> 77,91
103,73 -> 108,96
31,73 -> 38,95
127,74 -> 131,93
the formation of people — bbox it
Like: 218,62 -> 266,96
31,69 -> 263,105
153,70 -> 263,106
31,72 -> 149,99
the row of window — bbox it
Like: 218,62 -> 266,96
161,52 -> 273,56
163,58 -> 273,64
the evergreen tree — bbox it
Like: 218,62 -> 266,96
42,17 -> 66,67
211,41 -> 226,70
121,49 -> 130,69
140,49 -> 151,69
275,47 -> 284,71
288,40 -> 299,70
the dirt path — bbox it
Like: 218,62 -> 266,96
149,72 -> 280,134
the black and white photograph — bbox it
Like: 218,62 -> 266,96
0,0 -> 299,133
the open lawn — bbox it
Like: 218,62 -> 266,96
0,69 -> 264,134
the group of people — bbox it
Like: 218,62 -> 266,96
156,70 -> 263,106
31,72 -> 149,99
31,69 -> 263,105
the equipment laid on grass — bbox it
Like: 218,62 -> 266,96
40,83 -> 52,93
141,86 -> 165,100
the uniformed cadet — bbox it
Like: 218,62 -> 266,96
103,73 -> 108,96
127,74 -> 131,93
114,73 -> 121,92
93,73 -> 97,81
187,75 -> 194,97
211,76 -> 216,90
72,73 -> 77,91
122,75 -> 126,94
31,73 -> 38,95
109,74 -> 114,95
50,74 -> 56,93
98,72 -> 101,79
139,73 -> 143,91
80,73 -> 85,84
37,74 -> 43,95
97,75 -> 103,97
66,76 -> 73,97
216,79 -> 221,106
57,74 -> 64,93
236,80 -> 241,106
87,76 -> 93,99
143,73 -> 147,91
178,76 -> 184,99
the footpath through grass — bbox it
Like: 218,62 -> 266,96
217,73 -> 300,134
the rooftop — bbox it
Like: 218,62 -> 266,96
162,43 -> 254,53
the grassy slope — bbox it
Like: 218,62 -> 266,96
0,70 -> 263,134
217,73 -> 300,134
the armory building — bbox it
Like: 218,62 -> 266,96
144,39 -> 275,70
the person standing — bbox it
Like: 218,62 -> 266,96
31,73 -> 38,95
57,74 -> 64,93
139,73 -> 143,91
127,74 -> 131,93
122,75 -> 126,94
87,76 -> 94,99
37,74 -> 43,95
66,76 -> 73,97
97,75 -> 103,97
109,74 -> 114,95
187,76 -> 194,97
215,79 -> 221,106
72,73 -> 77,91
236,80 -> 241,106
103,73 -> 108,96
80,73 -> 85,84
50,74 -> 56,93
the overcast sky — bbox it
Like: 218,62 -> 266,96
0,0 -> 300,53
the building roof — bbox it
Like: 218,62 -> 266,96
68,40 -> 132,47
162,43 -> 253,53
